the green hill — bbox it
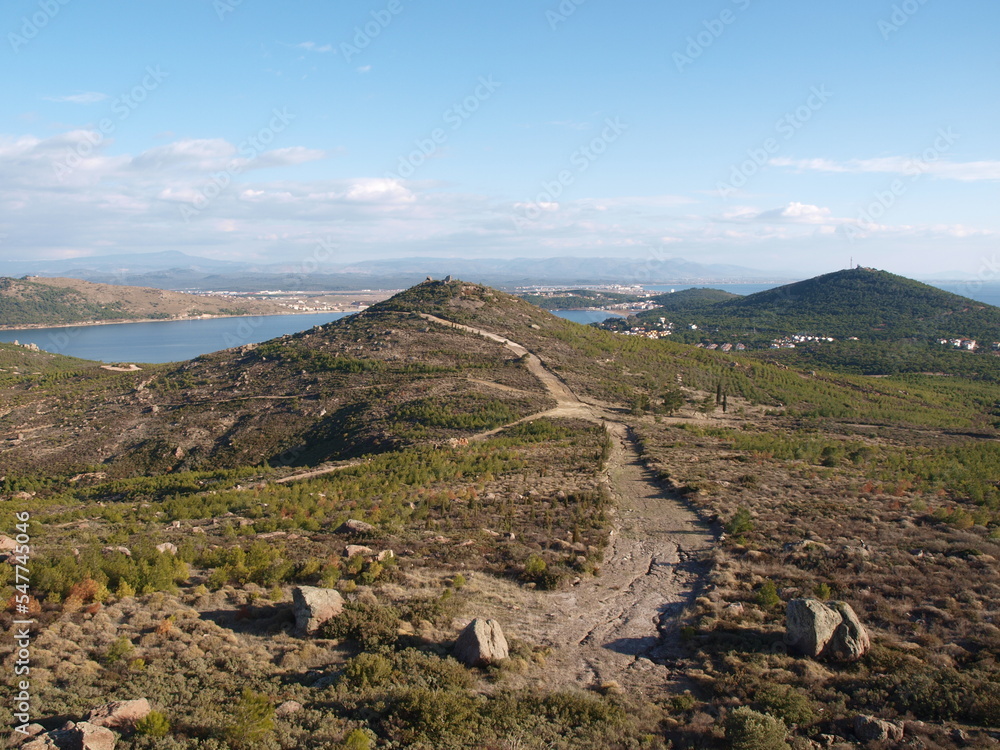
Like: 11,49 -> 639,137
0,276 -> 286,327
635,268 -> 1000,341
615,268 -> 1000,378
648,287 -> 739,311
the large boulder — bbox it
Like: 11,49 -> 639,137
785,598 -> 870,662
453,618 -> 509,667
292,586 -> 344,636
85,699 -> 151,729
825,602 -> 871,662
335,519 -> 375,535
854,715 -> 903,743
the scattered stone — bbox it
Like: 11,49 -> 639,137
335,519 -> 375,535
0,535 -> 17,553
377,549 -> 395,561
275,700 -> 303,718
853,715 -> 903,743
344,545 -> 374,558
101,546 -> 131,557
155,543 -> 177,555
86,698 -> 151,729
20,735 -> 60,750
293,586 -> 345,636
785,598 -> 870,662
453,618 -> 509,667
24,722 -> 117,750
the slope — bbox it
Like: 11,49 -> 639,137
1,278 -> 997,478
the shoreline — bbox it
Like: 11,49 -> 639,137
0,309 -> 357,333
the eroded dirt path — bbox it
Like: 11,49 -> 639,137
420,312 -> 715,691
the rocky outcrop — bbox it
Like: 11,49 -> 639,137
854,715 -> 903,742
85,699 -> 151,730
292,586 -> 344,636
785,598 -> 870,662
22,722 -> 116,750
155,543 -> 177,555
453,618 -> 509,667
344,545 -> 375,558
335,519 -> 375,535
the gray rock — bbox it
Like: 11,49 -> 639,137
24,722 -> 117,750
344,545 -> 374,558
155,543 -> 177,555
293,586 -> 344,636
853,715 -> 903,743
785,598 -> 870,662
453,618 -> 509,667
826,602 -> 871,662
20,735 -> 60,750
336,519 -> 375,535
0,535 -> 17,553
275,700 -> 303,717
85,698 -> 151,729
785,598 -> 842,658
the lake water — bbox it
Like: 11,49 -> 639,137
552,310 -> 617,325
0,313 -> 349,364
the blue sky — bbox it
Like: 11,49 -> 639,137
1,0 -> 997,277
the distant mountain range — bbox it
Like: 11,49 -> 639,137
0,251 -> 781,291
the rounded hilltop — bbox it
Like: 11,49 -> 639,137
366,277 -> 565,333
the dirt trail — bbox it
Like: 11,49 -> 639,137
420,313 -> 715,690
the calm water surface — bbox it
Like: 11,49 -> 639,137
0,313 -> 350,363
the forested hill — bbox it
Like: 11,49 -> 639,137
0,276 -> 286,327
636,268 -> 1000,341
649,287 -> 739,311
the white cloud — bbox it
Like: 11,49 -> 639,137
0,128 -> 996,275
357,65 -> 372,73
43,92 -> 109,105
296,41 -> 333,53
772,156 -> 1000,182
